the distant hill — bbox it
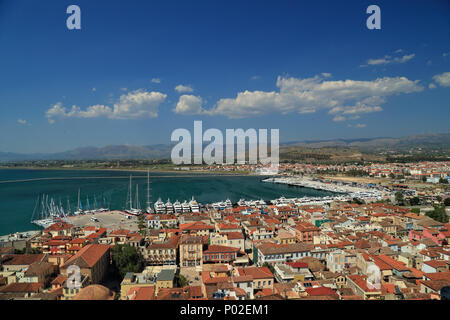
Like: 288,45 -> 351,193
0,133 -> 449,162
285,133 -> 450,150
0,144 -> 172,161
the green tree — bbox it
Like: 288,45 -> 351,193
111,244 -> 143,278
137,214 -> 147,236
410,208 -> 420,214
409,197 -> 420,206
395,192 -> 404,205
176,274 -> 189,287
422,176 -> 427,183
444,198 -> 450,207
439,178 -> 449,184
426,205 -> 449,223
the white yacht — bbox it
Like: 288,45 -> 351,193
173,200 -> 182,213
189,196 -> 200,212
225,198 -> 232,208
255,199 -> 266,206
154,198 -> 166,214
237,199 -> 247,207
165,198 -> 174,214
182,200 -> 191,213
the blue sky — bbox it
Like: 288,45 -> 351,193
0,0 -> 449,153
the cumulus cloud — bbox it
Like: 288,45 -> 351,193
333,115 -> 346,122
201,74 -> 422,119
46,90 -> 167,123
348,123 -> 367,128
364,52 -> 415,66
17,118 -> 28,125
432,72 -> 450,87
429,83 -> 436,89
175,84 -> 194,93
151,78 -> 161,83
174,95 -> 204,115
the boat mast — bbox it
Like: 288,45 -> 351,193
77,189 -> 81,211
31,194 -> 40,222
126,175 -> 133,210
146,169 -> 151,210
135,184 -> 141,210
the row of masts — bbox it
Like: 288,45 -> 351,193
31,169 -> 199,228
31,189 -> 110,227
125,169 -> 152,215
126,169 -> 201,215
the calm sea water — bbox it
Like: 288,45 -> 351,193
0,169 -> 336,235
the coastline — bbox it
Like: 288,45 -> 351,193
0,166 -> 251,176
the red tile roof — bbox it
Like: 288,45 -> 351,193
63,244 -> 110,268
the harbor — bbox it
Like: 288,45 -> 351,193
262,176 -> 390,203
0,169 -> 337,236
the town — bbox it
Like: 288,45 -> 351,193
0,161 -> 449,301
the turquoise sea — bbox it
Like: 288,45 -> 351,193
0,169 -> 336,235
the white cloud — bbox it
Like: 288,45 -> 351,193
321,73 -> 332,78
443,53 -> 449,57
202,74 -> 422,119
92,87 -> 97,92
365,52 -> 415,66
333,115 -> 346,122
432,72 -> 450,87
429,83 -> 436,89
46,90 -> 167,122
174,95 -> 203,115
251,75 -> 261,80
151,78 -> 161,83
367,57 -> 390,65
396,54 -> 415,63
17,118 -> 28,125
111,90 -> 167,119
175,84 -> 194,93
348,123 -> 367,128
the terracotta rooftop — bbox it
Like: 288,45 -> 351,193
63,244 -> 110,268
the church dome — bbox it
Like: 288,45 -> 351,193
73,284 -> 115,300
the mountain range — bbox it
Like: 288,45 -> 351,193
1,133 -> 449,162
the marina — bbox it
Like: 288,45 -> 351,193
0,169 -> 338,236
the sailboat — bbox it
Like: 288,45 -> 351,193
74,189 -> 84,215
97,192 -> 109,212
85,196 -> 94,214
125,175 -> 142,215
31,194 -> 59,228
146,169 -> 153,214
66,197 -> 72,216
